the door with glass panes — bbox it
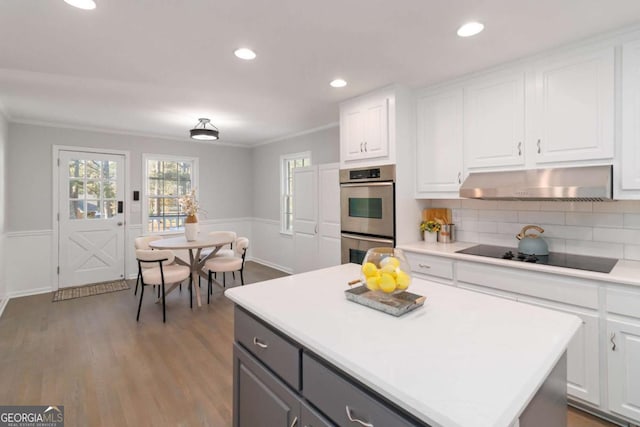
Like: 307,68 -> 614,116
58,151 -> 125,288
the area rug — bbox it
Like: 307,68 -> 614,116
52,279 -> 130,302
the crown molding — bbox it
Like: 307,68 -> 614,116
255,121 -> 339,147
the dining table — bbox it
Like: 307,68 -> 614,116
149,233 -> 234,307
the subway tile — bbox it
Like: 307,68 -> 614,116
545,238 -> 566,253
538,201 -> 592,212
541,225 -> 592,240
565,212 -> 623,228
430,199 -> 461,209
460,221 -> 498,233
496,201 -> 540,211
456,230 -> 479,243
518,211 -> 565,225
478,232 -> 517,247
498,222 -> 526,235
624,244 -> 640,261
623,213 -> 640,229
565,239 -> 624,258
458,220 -> 478,232
461,199 -> 498,210
593,227 -> 640,244
454,209 -> 478,221
478,210 -> 518,223
592,200 -> 640,213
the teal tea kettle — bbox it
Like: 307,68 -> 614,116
516,225 -> 549,255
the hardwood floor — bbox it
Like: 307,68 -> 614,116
0,261 -> 620,426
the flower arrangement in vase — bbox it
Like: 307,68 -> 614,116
420,220 -> 441,243
179,189 -> 203,241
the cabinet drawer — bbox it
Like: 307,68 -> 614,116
235,307 -> 301,390
302,353 -> 418,427
405,251 -> 453,281
607,287 -> 640,319
457,261 -> 599,308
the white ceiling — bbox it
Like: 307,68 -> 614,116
1,1 -> 640,146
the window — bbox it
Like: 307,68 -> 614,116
143,155 -> 198,233
280,152 -> 311,234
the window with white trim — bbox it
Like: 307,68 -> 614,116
281,152 -> 311,234
142,154 -> 198,233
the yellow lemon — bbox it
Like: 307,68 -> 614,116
361,262 -> 378,278
380,264 -> 397,277
366,276 -> 381,291
380,256 -> 400,269
396,270 -> 411,290
379,273 -> 397,293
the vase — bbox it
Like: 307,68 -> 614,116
424,231 -> 437,243
185,215 -> 198,241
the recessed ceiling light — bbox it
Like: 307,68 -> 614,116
64,0 -> 96,10
457,22 -> 484,37
330,79 -> 347,88
234,48 -> 256,60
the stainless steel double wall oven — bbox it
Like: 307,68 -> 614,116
340,165 -> 395,264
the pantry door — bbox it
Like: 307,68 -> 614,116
58,151 -> 126,288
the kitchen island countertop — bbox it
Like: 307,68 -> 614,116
225,263 -> 581,427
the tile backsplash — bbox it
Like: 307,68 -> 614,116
426,199 -> 640,261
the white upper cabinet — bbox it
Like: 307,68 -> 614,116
621,39 -> 640,192
533,47 -> 615,164
464,70 -> 526,169
340,91 -> 391,165
415,87 -> 464,197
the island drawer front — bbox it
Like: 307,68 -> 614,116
405,251 -> 453,280
456,261 -> 599,309
302,353 -> 419,427
606,288 -> 640,318
235,307 -> 301,390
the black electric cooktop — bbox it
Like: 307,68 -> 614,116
456,244 -> 618,274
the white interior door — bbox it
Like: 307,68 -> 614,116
318,163 -> 340,269
58,151 -> 125,288
293,166 -> 318,274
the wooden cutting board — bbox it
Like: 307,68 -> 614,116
422,208 -> 452,224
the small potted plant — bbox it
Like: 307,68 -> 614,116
420,220 -> 441,243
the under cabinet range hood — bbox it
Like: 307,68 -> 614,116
459,165 -> 613,201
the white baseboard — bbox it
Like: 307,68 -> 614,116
8,286 -> 52,299
0,298 -> 9,319
248,257 -> 293,274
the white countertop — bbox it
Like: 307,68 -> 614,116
225,263 -> 581,427
398,241 -> 640,288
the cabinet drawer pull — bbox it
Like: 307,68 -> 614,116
290,416 -> 298,427
345,405 -> 373,427
253,337 -> 268,349
610,332 -> 616,351
537,139 -> 541,154
418,263 -> 431,269
517,141 -> 522,156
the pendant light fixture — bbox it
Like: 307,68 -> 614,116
189,118 -> 219,141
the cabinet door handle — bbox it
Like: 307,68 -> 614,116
360,142 -> 363,152
537,139 -> 541,154
457,172 -> 462,184
610,332 -> 616,351
253,337 -> 268,349
314,224 -> 318,234
345,406 -> 373,427
289,416 -> 298,427
517,141 -> 522,156
418,263 -> 431,269
364,141 -> 367,152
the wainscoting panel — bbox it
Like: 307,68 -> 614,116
5,230 -> 54,298
250,218 -> 294,274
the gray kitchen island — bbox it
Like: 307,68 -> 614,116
224,263 -> 581,427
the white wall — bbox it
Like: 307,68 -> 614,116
5,122 -> 253,296
426,199 -> 640,260
250,125 -> 339,272
0,112 -> 7,313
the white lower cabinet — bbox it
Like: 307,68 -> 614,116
518,297 -> 600,406
607,319 -> 640,421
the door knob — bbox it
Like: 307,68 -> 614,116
117,221 -> 124,226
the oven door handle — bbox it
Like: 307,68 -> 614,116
340,182 -> 394,188
341,233 -> 394,244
